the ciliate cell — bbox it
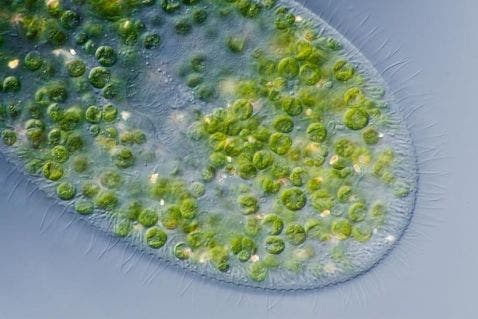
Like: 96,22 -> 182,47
0,0 -> 417,290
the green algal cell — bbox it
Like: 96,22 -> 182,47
43,161 -> 64,181
201,167 -> 216,183
102,104 -> 118,122
269,132 -> 292,155
119,201 -> 142,221
145,227 -> 167,249
289,167 -> 305,186
236,0 -> 262,18
311,189 -> 334,212
72,154 -> 89,173
210,246 -> 230,272
161,205 -> 182,229
325,37 -> 342,50
377,168 -> 394,183
117,19 -> 140,45
75,200 -> 94,215
180,198 -> 198,219
279,95 -> 303,116
275,8 -> 295,30
24,51 -> 43,71
371,202 -> 386,220
197,84 -> 216,101
244,216 -> 261,236
95,46 -> 117,67
230,235 -> 244,255
333,60 -> 355,81
272,115 -> 294,133
293,40 -> 313,60
84,105 -> 102,123
344,88 -> 364,106
100,170 -> 123,189
60,106 -> 83,131
4,103 -> 21,119
173,242 -> 191,260
343,108 -> 369,130
248,261 -> 267,282
257,175 -> 281,194
306,122 -> 327,142
251,150 -> 272,170
394,181 -> 411,198
222,137 -> 241,156
25,118 -> 44,131
238,161 -> 257,179
81,181 -> 99,198
47,128 -> 63,145
238,194 -> 258,215
190,182 -> 205,198
331,218 -> 352,240
95,190 -> 119,210
75,32 -> 88,45
186,73 -> 203,88
285,223 -> 306,245
114,219 -> 132,237
337,185 -> 352,202
351,225 -> 372,243
85,40 -> 97,54
50,145 -> 69,163
175,18 -> 192,35
46,103 -> 63,122
192,8 -> 208,24
143,33 -> 161,49
348,202 -> 367,222
304,218 -> 324,239
335,138 -> 355,158
35,60 -> 54,80
45,21 -> 67,47
46,83 -> 68,103
112,146 -> 135,168
56,182 -> 76,200
207,151 -> 224,168
280,188 -> 306,211
139,208 -> 159,227
89,67 -> 111,88
277,57 -> 299,79
188,54 -> 206,73
64,132 -> 84,152
231,99 -> 253,120
187,230 -> 208,248
265,236 -> 285,254
227,36 -> 246,53
161,0 -> 181,13
299,63 -> 321,85
261,254 -> 279,269
1,129 -> 17,146
233,236 -> 256,262
25,127 -> 43,148
362,127 -> 380,145
60,10 -> 81,30
3,76 -> 21,92
270,161 -> 290,179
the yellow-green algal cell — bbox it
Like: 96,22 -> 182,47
0,0 -> 416,290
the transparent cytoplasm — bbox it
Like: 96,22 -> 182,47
0,0 -> 417,289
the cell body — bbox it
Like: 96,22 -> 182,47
0,0 -> 417,290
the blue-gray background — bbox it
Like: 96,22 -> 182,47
0,0 -> 475,318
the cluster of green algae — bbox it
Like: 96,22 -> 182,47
0,0 -> 415,287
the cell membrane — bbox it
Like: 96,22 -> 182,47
0,0 -> 417,289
